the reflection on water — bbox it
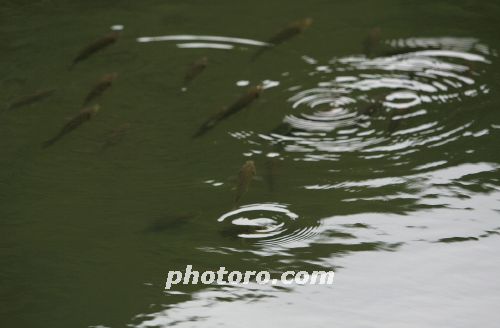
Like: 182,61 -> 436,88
256,37 -> 491,166
137,34 -> 270,50
134,233 -> 500,328
217,203 -> 307,241
153,34 -> 498,327
177,43 -> 234,50
1,1 -> 500,328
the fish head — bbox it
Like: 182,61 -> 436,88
253,84 -> 264,96
106,72 -> 118,81
369,27 -> 381,37
245,160 -> 256,175
199,56 -> 209,66
364,27 -> 381,50
90,104 -> 100,116
301,17 -> 313,29
110,30 -> 122,39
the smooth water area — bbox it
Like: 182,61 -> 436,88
1,1 -> 500,327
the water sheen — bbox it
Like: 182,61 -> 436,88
1,1 -> 500,328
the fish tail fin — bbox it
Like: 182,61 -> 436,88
251,44 -> 273,62
192,129 -> 205,139
264,174 -> 275,192
191,124 -> 203,138
41,140 -> 53,149
192,121 -> 215,139
250,50 -> 264,62
42,136 -> 58,149
233,192 -> 242,208
231,200 -> 239,211
68,62 -> 76,71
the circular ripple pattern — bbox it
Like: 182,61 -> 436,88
217,203 -> 320,246
254,37 -> 493,164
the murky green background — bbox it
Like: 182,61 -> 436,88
1,1 -> 500,327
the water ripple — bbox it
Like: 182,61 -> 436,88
250,36 -> 492,167
137,34 -> 269,50
217,203 -> 320,246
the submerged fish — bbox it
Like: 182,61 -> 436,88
358,100 -> 383,116
270,121 -> 295,136
466,62 -> 478,77
70,31 -> 120,69
83,73 -> 117,106
252,17 -> 313,61
193,85 -> 263,138
6,89 -> 55,110
101,122 -> 130,149
386,109 -> 406,135
267,122 -> 298,153
267,17 -> 313,45
184,56 -> 208,85
363,27 -> 381,57
264,157 -> 282,192
145,213 -> 198,233
386,117 -> 403,135
358,88 -> 407,117
219,224 -> 263,239
42,105 -> 100,148
234,160 -> 256,206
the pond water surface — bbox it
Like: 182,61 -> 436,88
1,1 -> 500,327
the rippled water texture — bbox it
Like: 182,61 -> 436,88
1,1 -> 500,327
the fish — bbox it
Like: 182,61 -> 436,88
466,62 -> 479,77
363,27 -> 381,57
358,88 -> 406,117
193,84 -> 263,138
358,101 -> 383,116
251,17 -> 313,61
264,157 -> 281,192
219,224 -> 263,239
145,213 -> 198,233
234,160 -> 256,206
101,122 -> 130,149
270,121 -> 295,136
69,31 -> 120,69
83,73 -> 117,106
184,56 -> 208,85
386,117 -> 402,135
42,105 -> 100,148
6,89 -> 55,110
267,17 -> 313,46
267,122 -> 294,151
386,109 -> 405,135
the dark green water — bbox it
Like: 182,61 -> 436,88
1,1 -> 500,327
